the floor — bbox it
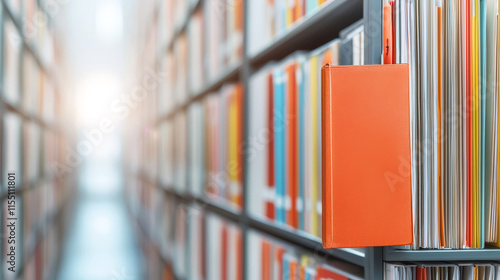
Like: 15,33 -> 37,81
56,134 -> 142,280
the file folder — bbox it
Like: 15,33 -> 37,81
321,64 -> 413,248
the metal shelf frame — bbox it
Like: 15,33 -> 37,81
137,171 -> 370,278
384,247 -> 500,262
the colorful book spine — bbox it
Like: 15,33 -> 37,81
274,69 -> 287,224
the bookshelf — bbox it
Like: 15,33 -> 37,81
0,0 -> 72,279
127,0 -> 500,279
127,0 -> 376,279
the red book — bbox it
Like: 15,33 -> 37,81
266,73 -> 276,220
416,267 -> 427,280
275,247 -> 285,280
286,62 -> 298,229
316,265 -> 348,280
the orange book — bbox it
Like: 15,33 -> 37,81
436,5 -> 445,248
289,259 -> 298,280
383,3 -> 393,64
316,266 -> 348,280
416,267 -> 427,280
276,247 -> 285,280
287,63 -> 298,228
236,230 -> 243,280
262,241 -> 271,280
321,64 -> 413,248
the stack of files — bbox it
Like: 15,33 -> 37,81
203,82 -> 244,209
206,213 -> 243,280
188,9 -> 205,94
248,35 -> 357,238
385,262 -> 500,279
4,19 -> 22,105
383,0 -> 500,249
247,0 -> 333,56
204,0 -> 244,82
247,230 -> 363,280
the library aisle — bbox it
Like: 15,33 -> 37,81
56,134 -> 142,280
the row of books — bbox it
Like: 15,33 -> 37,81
0,0 -> 67,279
156,0 -> 244,113
157,0 -> 200,48
3,16 -> 57,121
3,112 -> 59,186
248,0 -> 332,55
155,82 -> 245,209
385,262 -> 500,279
383,0 -> 500,249
247,20 -> 364,238
1,175 -> 69,279
247,230 -> 362,280
126,179 -> 243,280
125,177 -> 362,280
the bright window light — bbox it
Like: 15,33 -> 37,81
95,0 -> 123,43
76,73 -> 121,126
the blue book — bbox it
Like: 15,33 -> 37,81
282,255 -> 289,280
306,0 -> 318,15
274,68 -> 286,224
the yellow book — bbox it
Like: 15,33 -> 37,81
227,85 -> 242,206
286,0 -> 293,28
